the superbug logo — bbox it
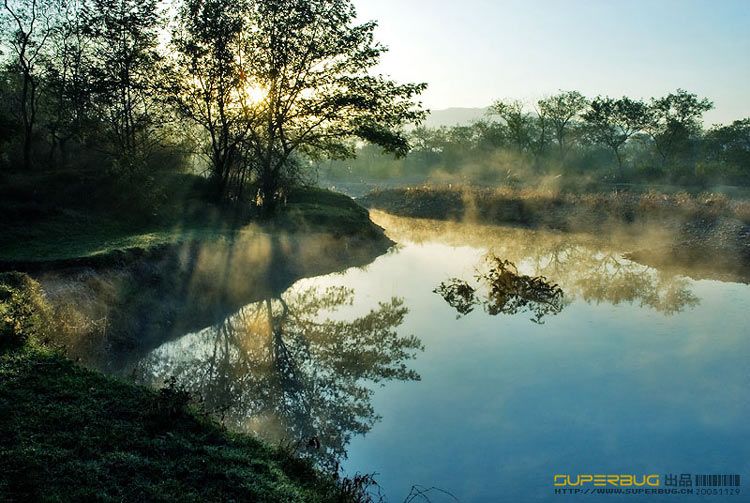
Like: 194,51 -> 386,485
554,474 -> 661,487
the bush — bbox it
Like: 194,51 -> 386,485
0,272 -> 53,350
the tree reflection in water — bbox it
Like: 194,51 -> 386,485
435,254 -> 565,323
424,225 -> 702,321
134,286 -> 422,469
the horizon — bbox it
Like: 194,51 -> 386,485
355,0 -> 750,125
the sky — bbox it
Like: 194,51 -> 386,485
353,0 -> 750,125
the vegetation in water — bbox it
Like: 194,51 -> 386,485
380,211 -> 703,314
434,254 -> 565,324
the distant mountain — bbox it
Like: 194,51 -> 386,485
423,107 -> 490,128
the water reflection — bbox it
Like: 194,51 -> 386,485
134,285 -> 423,469
435,254 -> 565,323
374,211 -> 701,315
43,229 -> 391,371
527,248 -> 699,315
56,212 -> 746,501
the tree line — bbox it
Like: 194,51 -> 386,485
323,90 -> 750,187
0,0 -> 425,209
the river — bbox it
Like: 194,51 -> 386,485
101,211 -> 750,502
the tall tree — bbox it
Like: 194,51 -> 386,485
488,99 -> 533,153
42,0 -> 91,166
171,0 -> 253,198
83,0 -> 164,165
242,0 -> 426,209
2,0 -> 58,170
172,0 -> 426,207
0,70 -> 18,156
582,96 -> 650,177
647,89 -> 713,172
538,90 -> 588,158
703,118 -> 750,180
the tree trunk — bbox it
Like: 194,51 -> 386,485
20,74 -> 32,171
22,129 -> 32,171
260,170 -> 278,215
614,148 -> 624,179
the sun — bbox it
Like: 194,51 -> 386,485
243,84 -> 268,105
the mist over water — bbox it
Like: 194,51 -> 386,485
74,213 -> 750,502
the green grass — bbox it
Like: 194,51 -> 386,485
0,273 -> 353,502
0,346 -> 347,502
278,187 -> 379,236
0,171 -> 382,266
0,213 -> 227,264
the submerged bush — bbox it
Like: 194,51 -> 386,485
0,272 -> 53,350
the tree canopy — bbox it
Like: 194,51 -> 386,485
1,0 -> 426,209
172,0 -> 426,206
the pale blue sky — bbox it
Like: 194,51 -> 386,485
354,0 -> 750,124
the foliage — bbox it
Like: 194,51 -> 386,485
646,89 -> 713,171
323,89 -> 747,188
582,96 -> 650,175
481,256 -> 564,323
171,0 -> 426,207
703,119 -> 750,183
81,0 -> 166,163
537,90 -> 588,158
433,278 -> 478,316
0,272 -> 52,348
488,99 -> 536,152
1,0 -> 425,211
434,254 -> 565,324
242,0 -> 425,206
170,0 -> 252,199
2,0 -> 59,170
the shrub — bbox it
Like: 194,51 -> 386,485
0,272 -> 53,350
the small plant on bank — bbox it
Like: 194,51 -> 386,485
0,272 -> 53,350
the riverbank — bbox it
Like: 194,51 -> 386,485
38,227 -> 392,373
0,273 -> 355,501
361,185 -> 750,279
2,174 -> 393,368
2,170 -> 393,363
0,170 -> 387,270
0,171 -> 391,501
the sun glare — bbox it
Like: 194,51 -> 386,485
244,84 -> 268,105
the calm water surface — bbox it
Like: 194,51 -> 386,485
131,212 -> 750,502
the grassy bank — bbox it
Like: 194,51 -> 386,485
0,170 -> 385,269
360,185 -> 750,229
0,272 -> 358,502
38,226 -> 393,372
0,172 -> 393,371
361,185 -> 750,275
0,171 -> 387,500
